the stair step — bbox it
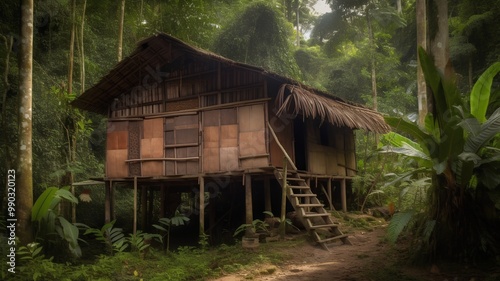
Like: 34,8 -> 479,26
286,178 -> 305,182
317,234 -> 348,243
308,223 -> 338,229
290,193 -> 316,197
296,203 -> 323,208
303,212 -> 330,218
288,185 -> 310,189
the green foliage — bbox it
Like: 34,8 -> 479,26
127,230 -> 162,255
233,219 -> 269,237
83,220 -> 128,255
382,48 -> 500,261
31,187 -> 83,258
212,1 -> 301,79
386,211 -> 416,244
153,211 -> 190,252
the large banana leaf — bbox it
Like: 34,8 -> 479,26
32,187 -> 58,222
465,107 -> 500,153
384,116 -> 436,156
57,216 -> 82,257
471,62 -> 500,123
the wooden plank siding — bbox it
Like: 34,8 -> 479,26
238,104 -> 268,169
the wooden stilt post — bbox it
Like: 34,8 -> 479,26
264,178 -> 272,217
105,181 -> 111,223
280,159 -> 287,239
110,180 -> 116,220
327,178 -> 333,210
160,184 -> 166,218
341,178 -> 347,213
245,174 -> 253,236
199,176 -> 205,236
141,186 -> 147,230
133,176 -> 138,235
148,187 -> 154,230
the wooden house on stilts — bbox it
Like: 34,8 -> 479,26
72,33 -> 390,249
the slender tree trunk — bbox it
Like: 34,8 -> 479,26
416,0 -> 429,126
68,0 -> 75,95
80,0 -> 87,93
397,0 -> 402,14
1,35 -> 13,213
430,0 -> 450,75
118,0 -> 126,62
366,8 -> 379,145
17,0 -> 34,244
295,0 -> 300,47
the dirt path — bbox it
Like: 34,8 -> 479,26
213,224 -> 500,281
215,227 -> 392,281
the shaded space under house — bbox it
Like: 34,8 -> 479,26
72,33 -> 390,249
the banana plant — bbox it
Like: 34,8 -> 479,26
32,187 -> 83,258
380,48 -> 500,260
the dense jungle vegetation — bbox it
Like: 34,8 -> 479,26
1,0 -> 499,280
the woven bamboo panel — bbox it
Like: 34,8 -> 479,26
106,149 -> 128,178
128,121 -> 141,176
308,143 -> 326,175
165,98 -> 198,112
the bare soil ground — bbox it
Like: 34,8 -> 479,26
213,215 -> 500,281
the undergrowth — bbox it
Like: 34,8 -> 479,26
5,237 -> 299,281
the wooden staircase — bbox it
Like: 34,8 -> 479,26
274,168 -> 352,250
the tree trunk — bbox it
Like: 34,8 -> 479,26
366,9 -> 378,144
1,35 -> 13,214
17,0 -> 34,245
430,0 -> 450,75
80,0 -> 87,93
68,0 -> 75,95
295,0 -> 300,47
416,0 -> 429,126
117,0 -> 126,62
397,0 -> 402,14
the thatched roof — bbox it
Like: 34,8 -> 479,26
72,33 -> 389,133
276,84 -> 390,133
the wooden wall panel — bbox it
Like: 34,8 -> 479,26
220,147 -> 239,171
220,125 -> 238,147
106,121 -> 129,178
239,131 -> 266,155
238,105 -> 265,132
203,147 -> 219,172
268,109 -> 294,167
345,129 -> 356,176
107,131 -> 128,150
238,104 -> 268,169
106,149 -> 128,178
143,118 -> 163,139
335,133 -> 346,176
